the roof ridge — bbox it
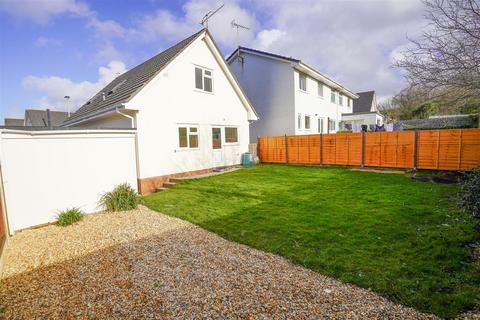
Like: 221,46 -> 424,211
65,28 -> 206,124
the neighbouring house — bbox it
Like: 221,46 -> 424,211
61,29 -> 258,194
2,109 -> 69,128
3,118 -> 24,126
227,47 -> 358,142
341,91 -> 384,131
25,109 -> 69,127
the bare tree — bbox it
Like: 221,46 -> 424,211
396,0 -> 480,101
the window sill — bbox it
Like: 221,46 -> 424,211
298,89 -> 308,94
175,148 -> 200,152
194,88 -> 214,95
224,142 -> 240,146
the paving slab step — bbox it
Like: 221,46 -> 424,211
155,187 -> 168,192
163,182 -> 177,188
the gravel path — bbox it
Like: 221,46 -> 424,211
0,206 -> 436,319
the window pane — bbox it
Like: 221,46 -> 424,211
298,114 -> 302,129
318,82 -> 323,96
225,127 -> 238,143
305,116 -> 310,129
299,73 -> 306,91
195,67 -> 203,90
190,127 -> 197,133
204,76 -> 212,92
212,128 -> 222,149
189,134 -> 198,148
204,70 -> 212,76
339,95 -> 343,106
331,91 -> 336,103
178,127 -> 187,147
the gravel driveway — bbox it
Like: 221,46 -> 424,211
0,206 -> 435,319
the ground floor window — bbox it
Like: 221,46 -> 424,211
178,126 -> 199,148
328,119 -> 336,131
305,115 -> 311,130
225,127 -> 238,143
318,118 -> 324,133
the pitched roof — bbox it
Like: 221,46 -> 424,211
65,29 -> 206,124
226,46 -> 300,64
4,118 -> 24,126
353,91 -> 375,113
227,46 -> 357,99
25,109 -> 69,127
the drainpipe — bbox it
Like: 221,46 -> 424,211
115,107 -> 135,128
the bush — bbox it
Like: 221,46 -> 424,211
458,169 -> 480,218
99,183 -> 141,211
336,130 -> 353,133
57,207 -> 84,226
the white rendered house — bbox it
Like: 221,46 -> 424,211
227,47 -> 358,142
62,29 -> 258,194
341,91 -> 384,131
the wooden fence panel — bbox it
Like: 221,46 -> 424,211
459,128 -> 480,170
258,136 -> 286,163
258,128 -> 479,170
364,133 -> 381,167
322,134 -> 336,164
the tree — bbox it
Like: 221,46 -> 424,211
396,0 -> 480,102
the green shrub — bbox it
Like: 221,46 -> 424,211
56,207 -> 84,226
99,183 -> 141,211
458,169 -> 480,218
336,130 -> 353,133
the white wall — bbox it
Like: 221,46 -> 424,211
0,130 -> 137,232
127,36 -> 251,179
294,70 -> 349,134
229,54 -> 295,141
342,112 -> 384,127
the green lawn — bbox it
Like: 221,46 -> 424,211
144,165 -> 479,318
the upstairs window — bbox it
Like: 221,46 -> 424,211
179,126 -> 199,148
317,82 -> 323,97
305,115 -> 311,130
225,127 -> 238,143
339,94 -> 343,106
195,66 -> 213,93
331,90 -> 336,104
299,73 -> 307,91
348,98 -> 352,107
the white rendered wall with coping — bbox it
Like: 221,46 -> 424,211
0,129 -> 137,232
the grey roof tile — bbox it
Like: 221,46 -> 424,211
65,29 -> 205,124
25,109 -> 69,127
4,118 -> 24,126
353,91 -> 375,113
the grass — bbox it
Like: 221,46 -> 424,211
56,207 -> 84,226
144,165 -> 479,318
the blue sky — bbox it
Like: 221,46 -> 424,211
0,0 -> 426,121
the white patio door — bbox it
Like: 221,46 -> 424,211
318,118 -> 325,133
212,127 -> 223,167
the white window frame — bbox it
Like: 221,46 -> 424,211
298,113 -> 302,129
178,125 -> 200,150
194,65 -> 214,93
317,81 -> 324,97
224,126 -> 239,145
305,115 -> 311,130
339,94 -> 343,106
331,90 -> 336,104
299,73 -> 307,92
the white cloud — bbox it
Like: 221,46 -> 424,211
0,0 -> 90,24
248,0 -> 425,98
129,0 -> 259,50
33,36 -> 62,48
87,17 -> 126,39
22,60 -> 127,111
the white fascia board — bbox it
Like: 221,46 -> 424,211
295,63 -> 359,99
204,35 -> 259,121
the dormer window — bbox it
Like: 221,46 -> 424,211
195,66 -> 213,93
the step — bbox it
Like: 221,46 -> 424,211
163,182 -> 177,188
155,187 -> 168,192
169,177 -> 184,183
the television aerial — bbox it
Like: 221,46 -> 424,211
200,4 -> 224,28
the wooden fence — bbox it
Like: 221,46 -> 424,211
258,128 -> 480,170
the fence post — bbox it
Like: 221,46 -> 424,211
361,131 -> 365,167
458,130 -> 463,170
413,130 -> 418,170
320,134 -> 323,165
284,134 -> 288,164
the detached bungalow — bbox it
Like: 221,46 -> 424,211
62,29 -> 258,194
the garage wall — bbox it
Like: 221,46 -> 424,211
0,129 -> 137,232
